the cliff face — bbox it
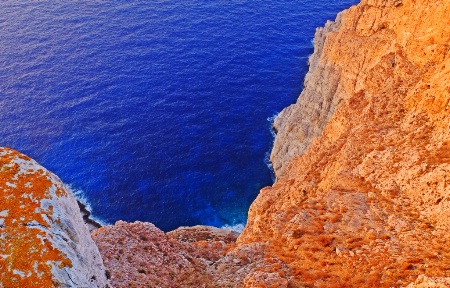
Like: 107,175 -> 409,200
270,11 -> 346,177
241,0 -> 450,286
271,0 -> 450,179
0,148 -> 109,287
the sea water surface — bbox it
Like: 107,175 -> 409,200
0,1 -> 358,231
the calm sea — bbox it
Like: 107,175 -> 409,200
0,1 -> 358,231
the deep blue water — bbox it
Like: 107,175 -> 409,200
0,1 -> 358,231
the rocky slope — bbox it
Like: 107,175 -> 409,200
93,221 -> 292,288
0,147 -> 109,287
92,222 -> 240,287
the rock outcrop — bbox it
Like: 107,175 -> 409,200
93,221 -> 293,287
241,0 -> 450,286
92,221 -> 238,287
0,147 -> 109,287
270,10 -> 346,177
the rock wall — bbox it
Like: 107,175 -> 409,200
270,11 -> 347,177
0,147 -> 109,287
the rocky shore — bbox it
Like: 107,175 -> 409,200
2,0 -> 450,287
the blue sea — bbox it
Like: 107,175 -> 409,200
0,1 -> 358,232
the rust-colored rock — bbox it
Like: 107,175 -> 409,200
92,221 -> 237,287
167,225 -> 239,243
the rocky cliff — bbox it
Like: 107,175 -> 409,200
3,0 -> 450,287
93,1 -> 450,287
0,147 -> 109,287
241,0 -> 450,286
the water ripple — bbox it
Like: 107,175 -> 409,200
0,0 -> 358,231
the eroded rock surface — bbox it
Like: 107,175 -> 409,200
92,221 -> 236,287
406,275 -> 450,288
242,0 -> 450,286
93,221 -> 293,288
270,10 -> 347,177
167,225 -> 239,243
0,147 -> 109,288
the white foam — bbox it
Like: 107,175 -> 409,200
65,184 -> 109,226
267,113 -> 278,138
265,114 -> 278,181
221,223 -> 245,233
264,151 -> 275,181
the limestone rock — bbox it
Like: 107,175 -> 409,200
270,10 -> 347,177
0,147 -> 109,287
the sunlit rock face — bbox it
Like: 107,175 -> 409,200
0,147 -> 109,288
241,0 -> 450,286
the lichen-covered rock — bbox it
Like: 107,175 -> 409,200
0,147 -> 109,287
